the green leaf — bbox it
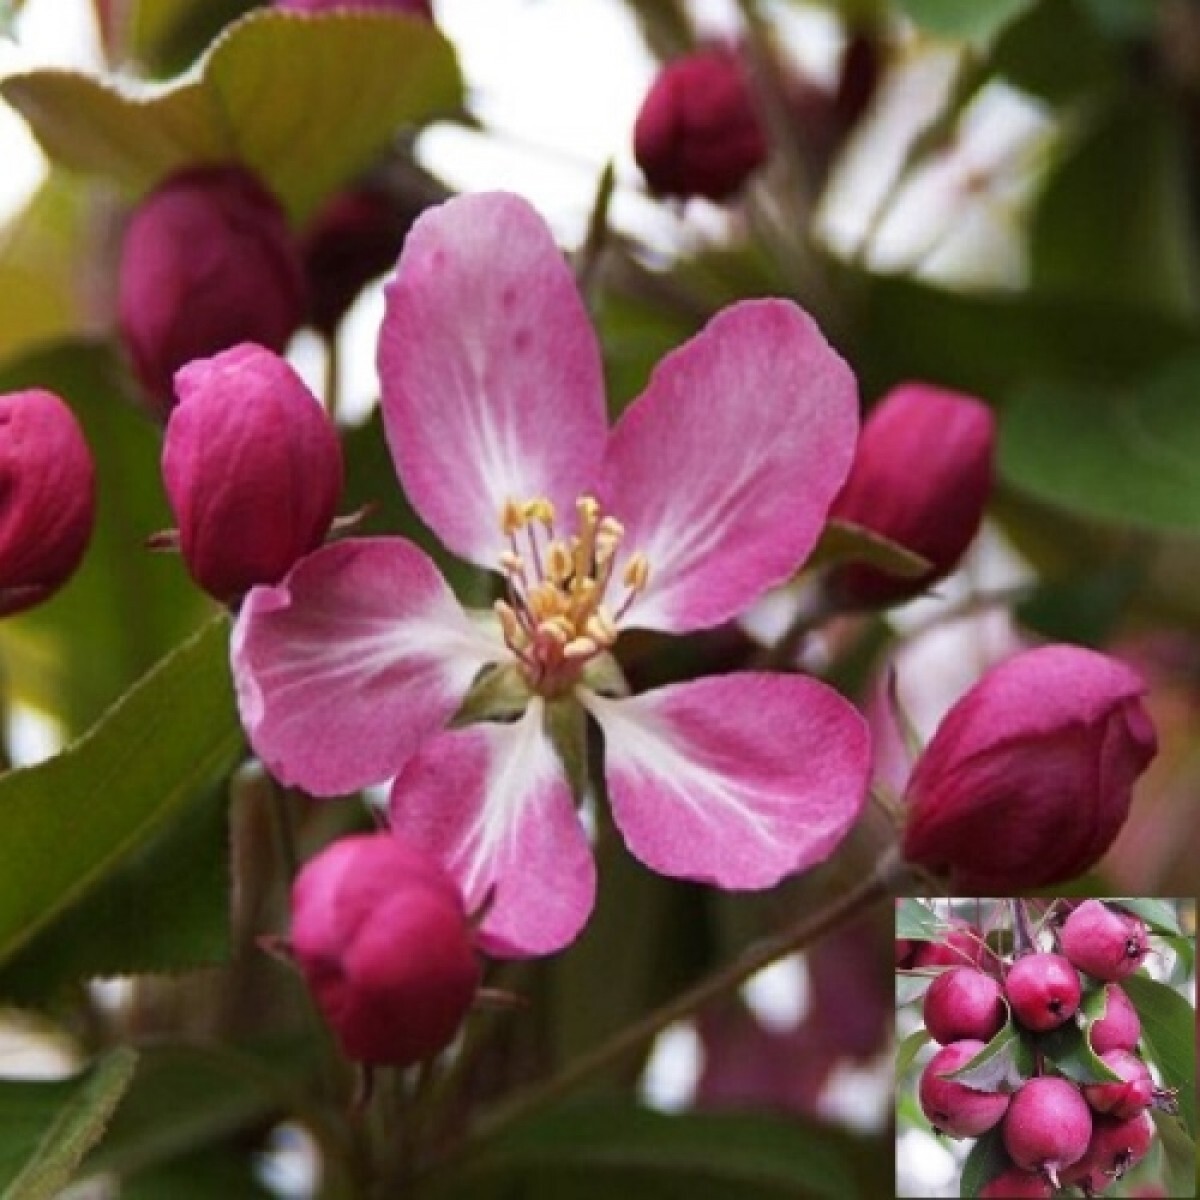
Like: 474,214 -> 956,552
1151,1107 -> 1197,1200
959,1126 -> 1009,1199
896,899 -> 941,941
0,616 -> 242,972
1038,1019 -> 1123,1084
1000,357 -> 1200,534
893,0 -> 1034,45
944,1020 -> 1033,1093
430,1102 -> 888,1200
0,1048 -> 137,1199
0,340 -> 212,734
1106,898 -> 1184,936
1,9 -> 463,223
896,1029 -> 933,1081
1122,974 -> 1197,1138
809,520 -> 932,581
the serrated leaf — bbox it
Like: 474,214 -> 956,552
809,519 -> 932,581
0,1048 -> 137,1199
0,617 -> 241,972
959,1126 -> 1009,1199
1039,1020 -> 1124,1084
1106,898 -> 1183,936
896,1029 -> 932,1081
943,1020 -> 1032,1093
1,9 -> 463,223
896,900 -> 942,941
1123,974 -> 1197,1138
428,1102 -> 887,1200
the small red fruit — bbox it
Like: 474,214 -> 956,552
1060,1111 -> 1154,1193
1002,1076 -> 1092,1175
918,1040 -> 1010,1138
1005,952 -> 1081,1032
910,918 -> 993,971
923,967 -> 1006,1046
1082,1050 -> 1154,1119
979,1166 -> 1054,1198
1089,983 -> 1141,1054
1061,900 -> 1149,982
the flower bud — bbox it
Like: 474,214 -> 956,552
163,344 -> 343,603
0,389 -> 96,616
633,48 -> 768,202
902,645 -> 1157,891
275,0 -> 434,17
118,166 -> 307,415
290,833 -> 479,1066
829,382 -> 995,607
301,186 -> 416,335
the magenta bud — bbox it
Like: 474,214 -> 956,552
828,382 -> 995,607
275,0 -> 434,17
301,186 -> 415,335
918,1040 -> 1010,1138
118,166 -> 307,415
902,645 -> 1157,891
1083,1050 -> 1154,1118
1003,1076 -> 1092,1174
290,833 -> 479,1066
1005,953 -> 1081,1033
163,344 -> 343,603
633,48 -> 768,201
0,389 -> 95,616
1061,900 -> 1151,982
1090,983 -> 1141,1054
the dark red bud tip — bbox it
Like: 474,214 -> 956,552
0,388 -> 96,616
633,48 -> 768,202
291,833 -> 479,1067
902,644 -> 1156,891
162,343 -> 343,604
829,381 -> 995,608
118,165 -> 307,416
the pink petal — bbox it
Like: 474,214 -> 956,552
378,192 -> 607,570
388,701 -> 595,958
599,299 -> 858,633
583,673 -> 870,888
232,538 -> 502,796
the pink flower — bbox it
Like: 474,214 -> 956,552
0,389 -> 96,616
903,645 -> 1158,891
291,833 -> 478,1066
233,192 -> 870,957
163,344 -> 343,605
634,48 -> 768,201
829,382 -> 995,607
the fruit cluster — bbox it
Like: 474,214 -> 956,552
900,900 -> 1180,1197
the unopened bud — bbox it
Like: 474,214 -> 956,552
163,344 -> 343,604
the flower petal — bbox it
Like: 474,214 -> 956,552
583,673 -> 870,888
600,299 -> 858,632
389,700 -> 595,958
232,538 -> 501,796
378,191 -> 607,569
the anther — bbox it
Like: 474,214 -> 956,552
563,636 -> 599,660
546,541 -> 573,583
623,553 -> 650,592
500,498 -> 525,536
498,550 -> 525,576
523,497 -> 556,529
586,609 -> 618,646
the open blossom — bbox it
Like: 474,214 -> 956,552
233,191 -> 870,957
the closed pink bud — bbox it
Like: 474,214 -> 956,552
118,166 -> 306,415
633,48 -> 768,201
275,0 -> 434,18
291,833 -> 479,1066
0,389 -> 95,616
829,382 -> 995,607
163,344 -> 343,603
903,645 -> 1157,891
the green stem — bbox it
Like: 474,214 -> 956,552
439,846 -> 902,1163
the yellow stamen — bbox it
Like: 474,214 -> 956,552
523,498 -> 556,528
500,498 -> 525,536
546,540 -> 573,584
563,636 -> 599,660
623,552 -> 650,593
499,550 -> 525,577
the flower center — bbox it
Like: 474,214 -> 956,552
493,494 -> 649,692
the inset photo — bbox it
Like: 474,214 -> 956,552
895,898 -> 1196,1198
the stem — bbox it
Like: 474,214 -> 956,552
324,333 -> 342,423
1012,899 -> 1036,957
440,846 -> 901,1161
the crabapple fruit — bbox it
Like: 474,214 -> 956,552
1061,1111 -> 1154,1193
1002,1076 -> 1092,1175
919,1040 -> 1010,1138
1089,983 -> 1141,1054
1004,952 -> 1081,1032
1061,900 -> 1149,982
1083,1050 -> 1154,1119
978,1167 -> 1054,1198
911,918 -> 994,971
923,967 -> 1007,1045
